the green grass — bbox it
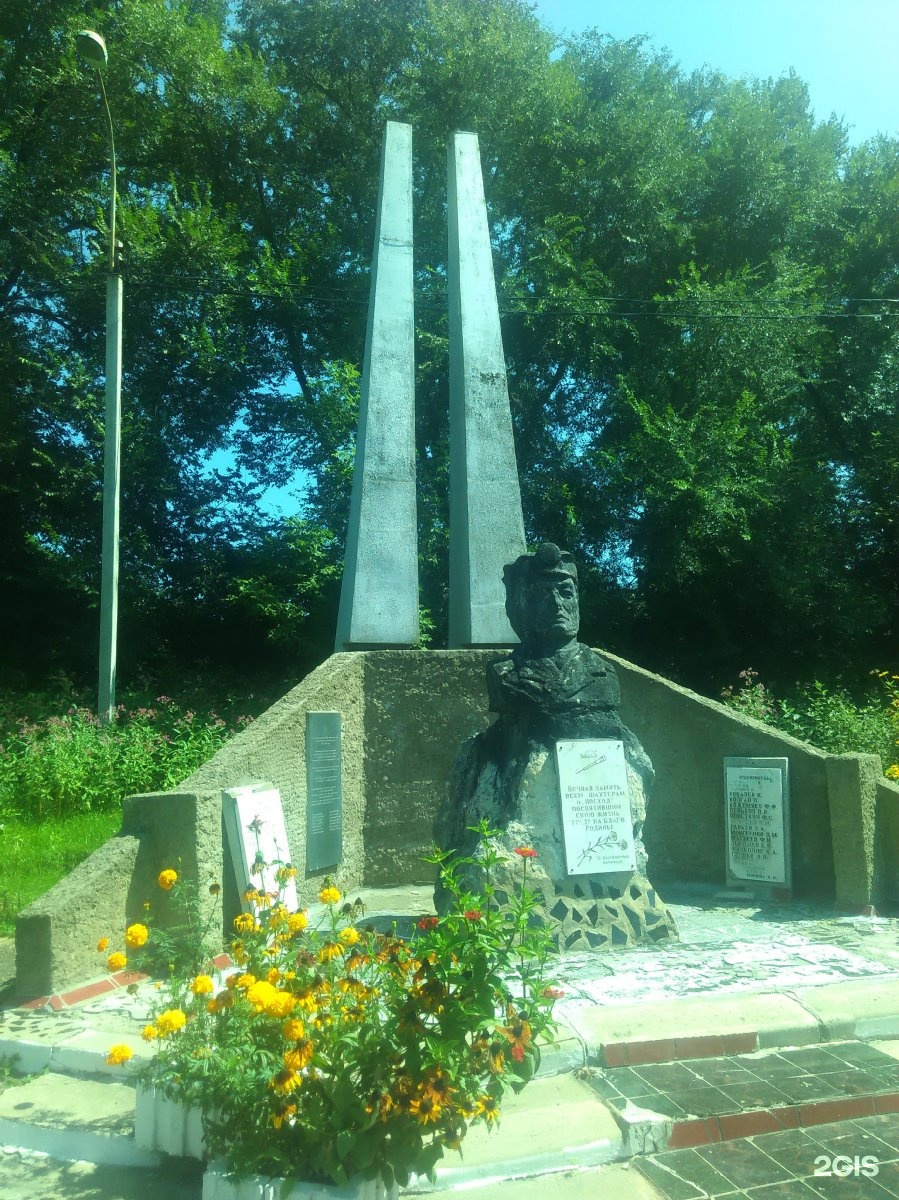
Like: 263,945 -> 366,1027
0,810 -> 122,936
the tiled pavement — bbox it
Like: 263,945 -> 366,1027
634,1115 -> 899,1198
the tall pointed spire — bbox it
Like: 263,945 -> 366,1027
447,131 -> 526,648
335,122 -> 419,650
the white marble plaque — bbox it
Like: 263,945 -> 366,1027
724,760 -> 789,885
223,784 -> 298,912
555,739 -> 636,874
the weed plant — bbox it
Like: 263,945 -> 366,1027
721,668 -> 899,777
0,694 -> 252,823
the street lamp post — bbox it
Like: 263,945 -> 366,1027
76,30 -> 123,725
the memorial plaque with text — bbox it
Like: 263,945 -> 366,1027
724,757 -> 791,887
306,712 -> 342,871
555,739 -> 636,874
223,784 -> 298,913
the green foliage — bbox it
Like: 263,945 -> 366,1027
119,823 -> 559,1187
0,695 -> 252,822
721,669 -> 899,775
2,0 -> 898,693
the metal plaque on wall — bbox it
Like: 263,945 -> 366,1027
723,756 -> 791,891
306,712 -> 343,871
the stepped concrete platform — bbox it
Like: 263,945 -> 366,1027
1,885 -> 898,1197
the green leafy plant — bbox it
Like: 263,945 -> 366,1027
721,668 -> 899,777
0,697 -> 252,822
101,823 -> 560,1189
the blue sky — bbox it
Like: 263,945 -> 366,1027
532,0 -> 899,145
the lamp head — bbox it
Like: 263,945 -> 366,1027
76,30 -> 108,68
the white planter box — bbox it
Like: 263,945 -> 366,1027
135,1084 -> 205,1159
202,1159 -> 399,1200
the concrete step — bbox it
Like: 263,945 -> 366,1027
0,1071 -> 153,1169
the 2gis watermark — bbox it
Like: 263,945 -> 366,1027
813,1154 -> 880,1179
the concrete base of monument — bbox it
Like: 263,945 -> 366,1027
436,742 -> 678,950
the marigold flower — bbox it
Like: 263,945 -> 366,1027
156,1009 -> 187,1035
338,926 -> 360,946
206,999 -> 218,1014
287,911 -> 308,935
282,1018 -> 305,1041
267,967 -> 281,984
319,885 -> 341,905
246,980 -> 279,1012
106,1044 -> 133,1066
513,846 -> 537,859
265,991 -> 297,1019
124,923 -> 149,949
141,1025 -> 158,1042
96,937 -> 109,952
106,952 -> 127,971
417,916 -> 439,931
190,974 -> 215,996
886,764 -> 899,781
157,869 -> 178,891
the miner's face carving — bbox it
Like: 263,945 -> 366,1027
510,573 -> 579,647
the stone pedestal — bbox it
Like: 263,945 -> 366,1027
436,726 -> 677,951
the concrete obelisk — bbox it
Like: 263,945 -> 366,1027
335,122 -> 419,649
447,131 -> 527,647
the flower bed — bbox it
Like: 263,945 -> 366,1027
98,824 -> 561,1191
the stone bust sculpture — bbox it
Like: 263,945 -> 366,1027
434,541 -> 676,949
486,542 -> 652,786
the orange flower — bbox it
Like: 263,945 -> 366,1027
105,1044 -> 133,1066
157,869 -> 178,891
513,846 -> 537,859
124,923 -> 148,949
96,937 -> 109,952
106,951 -> 127,971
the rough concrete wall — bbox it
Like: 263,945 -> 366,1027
602,651 -> 836,898
874,778 -> 899,905
825,755 -> 881,909
16,835 -> 140,997
361,650 -> 500,884
178,653 -> 366,891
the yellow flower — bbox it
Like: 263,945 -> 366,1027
190,974 -> 215,996
275,865 -> 298,883
246,981 -> 280,1012
271,1103 -> 297,1129
157,869 -> 178,891
206,999 -> 218,1014
96,937 -> 109,952
141,1025 -> 158,1042
235,973 -> 256,991
886,764 -> 899,781
268,905 -> 289,931
125,923 -> 149,949
338,926 -> 360,946
319,942 -> 344,963
269,1067 -> 302,1095
287,911 -> 308,935
319,885 -> 341,905
242,888 -> 261,903
106,1044 -> 133,1066
267,967 -> 281,984
265,991 -> 297,1019
409,1095 -> 442,1125
156,1009 -> 187,1035
475,1094 -> 500,1124
106,952 -> 127,972
233,912 -> 257,934
283,1038 -> 314,1070
282,1018 -> 305,1041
